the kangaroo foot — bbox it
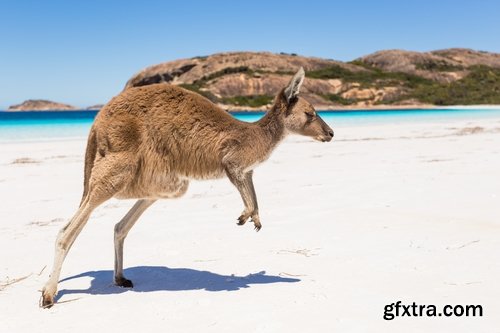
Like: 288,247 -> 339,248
40,288 -> 55,309
115,276 -> 134,288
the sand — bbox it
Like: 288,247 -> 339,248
0,116 -> 499,332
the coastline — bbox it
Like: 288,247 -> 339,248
3,107 -> 500,144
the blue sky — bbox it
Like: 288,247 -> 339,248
1,0 -> 499,109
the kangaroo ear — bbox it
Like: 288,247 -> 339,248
284,67 -> 305,103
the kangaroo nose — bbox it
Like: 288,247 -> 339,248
328,130 -> 334,137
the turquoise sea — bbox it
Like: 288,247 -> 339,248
1,108 -> 500,143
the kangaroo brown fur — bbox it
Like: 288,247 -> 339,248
41,68 -> 334,308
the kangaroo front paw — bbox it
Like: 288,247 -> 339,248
236,211 -> 261,231
237,213 -> 250,226
252,215 -> 262,232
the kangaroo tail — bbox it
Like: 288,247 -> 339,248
80,126 -> 97,207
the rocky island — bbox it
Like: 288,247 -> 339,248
7,99 -> 78,111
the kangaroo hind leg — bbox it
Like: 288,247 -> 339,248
41,192 -> 111,308
41,153 -> 131,308
114,199 -> 156,287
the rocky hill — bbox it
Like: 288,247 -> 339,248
124,52 -> 367,109
125,49 -> 500,109
7,99 -> 78,111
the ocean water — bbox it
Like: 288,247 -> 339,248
1,108 -> 500,143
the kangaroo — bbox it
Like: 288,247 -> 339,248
41,67 -> 333,308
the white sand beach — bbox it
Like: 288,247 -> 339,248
1,116 -> 499,332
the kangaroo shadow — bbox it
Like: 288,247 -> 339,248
55,266 -> 300,302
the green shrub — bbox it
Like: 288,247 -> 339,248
179,83 -> 218,102
410,66 -> 500,105
306,64 -> 432,89
415,60 -> 464,72
201,67 -> 252,82
221,95 -> 274,107
322,94 -> 356,105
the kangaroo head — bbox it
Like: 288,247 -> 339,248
278,67 -> 334,142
